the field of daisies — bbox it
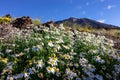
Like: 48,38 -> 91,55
0,24 -> 120,80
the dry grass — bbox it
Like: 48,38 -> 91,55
92,29 -> 120,38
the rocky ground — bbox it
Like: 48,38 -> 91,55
0,25 -> 19,37
0,25 -> 20,43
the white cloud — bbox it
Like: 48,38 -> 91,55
107,5 -> 115,10
97,20 -> 105,23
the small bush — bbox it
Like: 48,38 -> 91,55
33,19 -> 41,26
0,17 -> 11,24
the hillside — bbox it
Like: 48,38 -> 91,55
55,17 -> 120,29
0,23 -> 120,80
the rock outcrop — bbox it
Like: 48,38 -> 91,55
12,16 -> 32,29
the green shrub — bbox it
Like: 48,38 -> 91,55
0,17 -> 11,24
33,19 -> 41,26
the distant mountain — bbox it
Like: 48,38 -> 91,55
55,17 -> 120,29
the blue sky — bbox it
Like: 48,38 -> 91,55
0,0 -> 120,26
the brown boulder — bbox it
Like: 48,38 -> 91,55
12,16 -> 32,29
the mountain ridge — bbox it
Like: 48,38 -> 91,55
55,17 -> 120,29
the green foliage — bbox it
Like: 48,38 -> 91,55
33,19 -> 41,26
0,61 -> 5,73
0,42 -> 2,52
0,17 -> 11,24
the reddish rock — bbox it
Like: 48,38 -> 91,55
12,16 -> 32,29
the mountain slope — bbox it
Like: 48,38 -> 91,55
55,17 -> 120,29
